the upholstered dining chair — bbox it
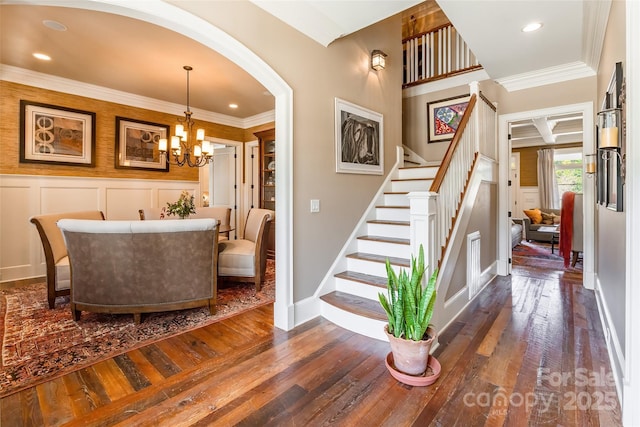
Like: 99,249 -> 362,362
138,207 -> 168,220
30,210 -> 105,308
139,206 -> 232,240
217,208 -> 274,291
191,206 -> 232,240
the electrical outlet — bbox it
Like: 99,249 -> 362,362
310,199 -> 320,213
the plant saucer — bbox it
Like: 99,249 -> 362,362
385,353 -> 441,386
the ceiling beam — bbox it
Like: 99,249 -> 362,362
532,117 -> 557,144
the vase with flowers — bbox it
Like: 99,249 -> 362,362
166,191 -> 196,219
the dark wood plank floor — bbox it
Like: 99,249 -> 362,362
1,253 -> 621,426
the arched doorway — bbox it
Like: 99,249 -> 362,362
17,0 -> 295,329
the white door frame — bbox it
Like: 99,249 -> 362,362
498,102 -> 595,289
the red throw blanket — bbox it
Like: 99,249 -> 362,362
559,192 -> 575,267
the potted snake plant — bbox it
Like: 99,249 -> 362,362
378,244 -> 438,376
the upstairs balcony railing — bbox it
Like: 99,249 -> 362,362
403,24 -> 482,88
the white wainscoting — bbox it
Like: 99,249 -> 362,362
0,174 -> 198,283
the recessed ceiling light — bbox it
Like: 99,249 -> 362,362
229,103 -> 238,109
522,22 -> 543,33
33,53 -> 51,61
42,20 -> 67,31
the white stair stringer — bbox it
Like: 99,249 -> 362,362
315,147 -> 440,341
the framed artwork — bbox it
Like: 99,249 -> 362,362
19,100 -> 96,166
427,94 -> 471,143
598,61 -> 624,211
602,62 -> 623,110
335,98 -> 383,175
596,135 -> 607,206
115,117 -> 169,171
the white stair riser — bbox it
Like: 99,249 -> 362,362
383,193 -> 410,206
320,301 -> 388,341
357,239 -> 410,258
347,257 -> 405,277
375,207 -> 409,222
391,179 -> 432,192
398,167 -> 438,180
367,222 -> 410,239
335,277 -> 384,301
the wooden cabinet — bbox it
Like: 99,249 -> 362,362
254,129 -> 276,259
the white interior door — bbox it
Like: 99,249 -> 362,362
210,146 -> 238,238
510,152 -> 521,217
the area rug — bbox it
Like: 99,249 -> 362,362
512,241 -> 582,271
0,261 -> 274,397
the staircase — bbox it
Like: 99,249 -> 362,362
319,164 -> 438,341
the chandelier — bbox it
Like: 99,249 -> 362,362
158,66 -> 212,167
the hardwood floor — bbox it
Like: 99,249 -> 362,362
1,256 -> 621,426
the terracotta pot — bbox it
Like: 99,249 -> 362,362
384,324 -> 437,376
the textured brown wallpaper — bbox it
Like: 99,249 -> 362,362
0,81 -> 249,181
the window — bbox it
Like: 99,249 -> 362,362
554,149 -> 583,196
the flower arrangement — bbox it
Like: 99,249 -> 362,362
166,191 -> 196,219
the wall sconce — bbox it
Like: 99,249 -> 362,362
371,50 -> 387,71
585,154 -> 596,177
598,107 -> 626,183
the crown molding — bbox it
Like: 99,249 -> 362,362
583,0 -> 612,73
0,65 -> 273,129
496,61 -> 596,92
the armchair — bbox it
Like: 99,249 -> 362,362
30,210 -> 105,308
217,208 -> 273,291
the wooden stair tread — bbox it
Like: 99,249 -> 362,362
383,191 -> 409,195
357,235 -> 409,245
375,205 -> 409,209
320,291 -> 386,321
346,252 -> 410,267
391,178 -> 432,182
335,270 -> 388,288
367,219 -> 409,226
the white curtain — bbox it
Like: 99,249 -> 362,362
537,148 -> 559,209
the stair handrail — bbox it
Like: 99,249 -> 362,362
425,86 -> 496,262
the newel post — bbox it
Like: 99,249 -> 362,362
408,191 -> 439,280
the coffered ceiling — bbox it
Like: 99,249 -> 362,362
509,113 -> 584,149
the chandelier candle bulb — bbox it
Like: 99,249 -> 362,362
202,140 -> 211,154
158,138 -> 167,152
175,124 -> 184,137
196,129 -> 205,141
194,145 -> 202,158
171,136 -> 181,150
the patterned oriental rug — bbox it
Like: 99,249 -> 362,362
0,261 -> 275,397
512,241 -> 583,271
